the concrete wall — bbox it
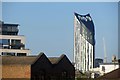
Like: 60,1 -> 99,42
0,35 -> 25,44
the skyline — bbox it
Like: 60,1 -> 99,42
2,2 -> 118,62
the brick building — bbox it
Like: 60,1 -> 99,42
2,56 -> 35,80
1,53 -> 75,80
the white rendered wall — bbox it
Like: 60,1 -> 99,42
0,35 -> 25,44
99,64 -> 119,75
0,35 -> 30,55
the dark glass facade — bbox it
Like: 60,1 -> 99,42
0,21 -> 19,35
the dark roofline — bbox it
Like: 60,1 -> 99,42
74,12 -> 95,34
33,53 -> 73,66
2,52 -> 73,66
74,12 -> 95,45
31,52 -> 47,65
3,24 -> 19,26
95,58 -> 103,60
53,54 -> 65,64
54,54 -> 74,67
74,12 -> 90,17
2,21 -> 19,26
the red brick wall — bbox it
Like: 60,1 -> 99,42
2,65 -> 31,79
0,65 -> 2,79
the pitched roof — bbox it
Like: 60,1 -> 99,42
1,53 -> 71,66
48,57 -> 59,64
48,54 -> 66,64
1,53 -> 47,65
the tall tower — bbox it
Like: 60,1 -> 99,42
0,21 -> 30,56
103,37 -> 107,63
74,12 -> 95,72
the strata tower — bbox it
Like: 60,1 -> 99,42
74,12 -> 95,72
0,21 -> 30,56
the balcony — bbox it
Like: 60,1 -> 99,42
0,48 -> 30,55
10,43 -> 25,49
1,26 -> 19,35
11,43 -> 25,47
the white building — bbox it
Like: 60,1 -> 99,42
99,63 -> 119,75
74,12 -> 95,72
90,62 -> 119,78
0,21 -> 30,56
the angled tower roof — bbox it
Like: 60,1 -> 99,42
74,12 -> 95,34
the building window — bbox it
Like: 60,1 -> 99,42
0,39 -> 10,45
90,47 -> 92,63
2,52 -> 15,56
102,66 -> 105,72
11,39 -> 23,49
17,53 -> 26,56
11,39 -> 21,45
90,35 -> 92,40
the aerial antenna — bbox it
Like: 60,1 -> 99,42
103,37 -> 107,63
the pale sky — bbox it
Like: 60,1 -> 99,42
2,2 -> 118,62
